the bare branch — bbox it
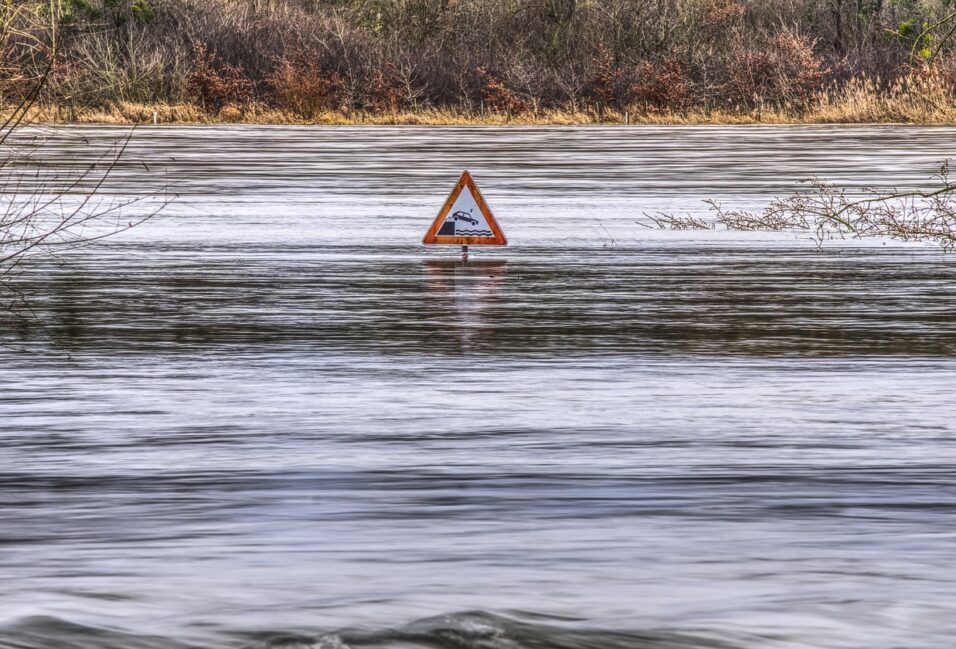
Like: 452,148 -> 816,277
646,160 -> 956,251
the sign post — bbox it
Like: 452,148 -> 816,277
423,171 -> 507,262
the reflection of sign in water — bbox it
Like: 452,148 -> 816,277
423,170 -> 507,246
423,259 -> 508,349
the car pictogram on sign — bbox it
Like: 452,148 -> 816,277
451,211 -> 479,225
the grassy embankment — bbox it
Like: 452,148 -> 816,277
22,76 -> 956,126
24,82 -> 956,126
22,86 -> 956,126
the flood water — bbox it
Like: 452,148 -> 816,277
2,126 -> 956,649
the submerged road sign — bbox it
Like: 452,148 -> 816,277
422,171 -> 507,246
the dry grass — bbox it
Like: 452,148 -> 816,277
10,70 -> 956,125
810,73 -> 956,123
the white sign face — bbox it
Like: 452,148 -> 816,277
434,186 -> 495,237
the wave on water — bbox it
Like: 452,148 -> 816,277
0,617 -> 192,649
0,612 -> 741,649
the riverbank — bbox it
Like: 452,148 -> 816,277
16,98 -> 956,126
8,0 -> 956,129
18,80 -> 956,126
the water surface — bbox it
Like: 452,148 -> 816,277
2,126 -> 955,649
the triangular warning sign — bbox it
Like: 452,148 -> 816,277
423,171 -> 507,246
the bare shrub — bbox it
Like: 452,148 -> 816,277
366,61 -> 407,113
53,26 -> 177,106
0,3 -> 168,292
0,3 -> 54,110
640,213 -> 711,230
0,132 -> 167,282
726,33 -> 824,110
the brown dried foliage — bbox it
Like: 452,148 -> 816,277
476,67 -> 527,114
186,43 -> 254,113
590,46 -> 624,109
268,49 -> 343,118
700,0 -> 746,31
632,61 -> 692,110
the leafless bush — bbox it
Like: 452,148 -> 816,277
725,33 -> 824,110
640,213 -> 711,230
0,132 -> 166,283
642,161 -> 956,250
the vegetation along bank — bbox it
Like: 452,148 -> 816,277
6,0 -> 956,124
